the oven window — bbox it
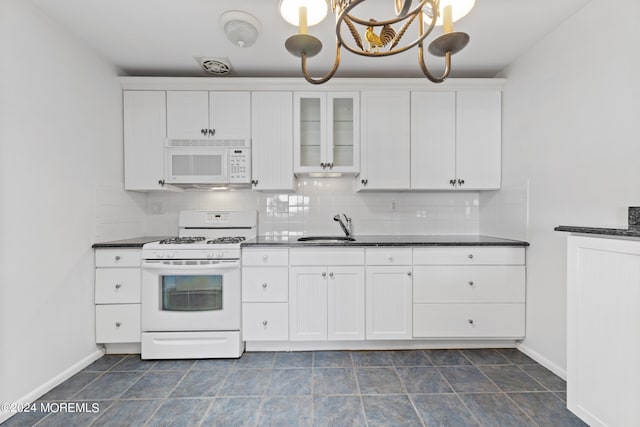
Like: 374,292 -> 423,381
161,275 -> 223,311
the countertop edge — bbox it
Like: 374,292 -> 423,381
241,235 -> 529,248
555,226 -> 640,238
92,236 -> 174,249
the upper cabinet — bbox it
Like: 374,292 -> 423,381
358,91 -> 411,190
251,92 -> 295,191
293,92 -> 360,174
123,91 -> 169,191
166,91 -> 250,139
411,90 -> 502,190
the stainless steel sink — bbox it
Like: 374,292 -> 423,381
297,236 -> 356,243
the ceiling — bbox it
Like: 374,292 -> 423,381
31,0 -> 592,79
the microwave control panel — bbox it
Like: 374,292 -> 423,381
229,149 -> 251,183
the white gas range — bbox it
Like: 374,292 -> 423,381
140,210 -> 256,359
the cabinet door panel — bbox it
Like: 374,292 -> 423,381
456,90 -> 502,189
366,266 -> 413,340
328,267 -> 364,340
166,91 -> 209,139
123,91 -> 167,191
327,92 -> 359,173
411,91 -> 456,189
251,92 -> 294,191
289,267 -> 328,340
210,91 -> 250,139
360,91 -> 410,190
294,92 -> 326,173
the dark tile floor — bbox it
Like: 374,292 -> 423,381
1,349 -> 586,427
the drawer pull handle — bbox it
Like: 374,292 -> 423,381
468,254 -> 474,259
468,281 -> 474,286
115,322 -> 122,327
468,319 -> 474,325
329,272 -> 334,278
322,272 -> 327,278
115,256 -> 121,261
115,284 -> 122,289
262,320 -> 268,326
262,283 -> 268,289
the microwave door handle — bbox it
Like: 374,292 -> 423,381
141,261 -> 240,271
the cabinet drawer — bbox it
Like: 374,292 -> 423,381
242,267 -> 288,302
95,249 -> 141,267
96,304 -> 141,343
413,303 -> 525,338
366,248 -> 412,265
413,266 -> 525,303
413,247 -> 525,265
290,248 -> 364,266
242,303 -> 289,341
95,268 -> 141,304
242,249 -> 289,266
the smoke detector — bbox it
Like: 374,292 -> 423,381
196,57 -> 232,76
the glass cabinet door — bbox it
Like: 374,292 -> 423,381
294,92 -> 359,174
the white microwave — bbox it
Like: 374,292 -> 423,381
165,139 -> 251,185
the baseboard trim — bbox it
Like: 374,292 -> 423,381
516,342 -> 567,380
246,339 -> 520,352
0,348 -> 105,424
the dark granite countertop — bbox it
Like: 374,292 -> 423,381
555,226 -> 640,238
241,235 -> 529,248
92,236 -> 174,249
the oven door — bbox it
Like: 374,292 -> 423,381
141,259 -> 240,332
165,146 -> 228,184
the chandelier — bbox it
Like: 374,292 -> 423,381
280,0 -> 475,84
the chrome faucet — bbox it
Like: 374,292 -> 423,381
333,214 -> 352,237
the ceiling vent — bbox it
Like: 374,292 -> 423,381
196,57 -> 232,76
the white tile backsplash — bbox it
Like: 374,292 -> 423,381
143,177 -> 480,237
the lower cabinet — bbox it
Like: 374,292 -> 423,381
94,248 -> 142,344
289,248 -> 365,341
242,303 -> 289,341
412,247 -> 526,339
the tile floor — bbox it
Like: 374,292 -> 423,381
1,349 -> 586,427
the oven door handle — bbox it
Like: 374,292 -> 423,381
141,261 -> 240,271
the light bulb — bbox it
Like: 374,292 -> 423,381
279,0 -> 328,27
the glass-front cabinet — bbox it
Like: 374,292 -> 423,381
293,92 -> 360,174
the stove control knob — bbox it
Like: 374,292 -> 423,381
217,251 -> 225,258
207,252 -> 215,258
167,252 -> 174,259
155,252 -> 163,258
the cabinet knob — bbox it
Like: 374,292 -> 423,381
201,129 -> 207,135
329,162 -> 334,169
115,322 -> 121,328
262,320 -> 268,326
320,162 -> 326,169
468,254 -> 474,259
262,283 -> 268,289
449,179 -> 456,186
115,284 -> 122,289
251,179 -> 259,186
468,319 -> 474,325
388,256 -> 394,262
361,179 -> 368,186
458,179 -> 465,185
468,281 -> 474,286
329,272 -> 334,278
114,256 -> 121,261
262,255 -> 268,262
407,271 -> 412,277
158,179 -> 165,186
322,272 -> 327,278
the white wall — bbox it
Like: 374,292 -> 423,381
146,177 -> 480,237
481,0 -> 640,373
0,0 -> 144,419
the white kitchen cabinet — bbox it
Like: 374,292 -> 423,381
166,91 -> 250,139
251,92 -> 295,191
293,92 -> 359,174
241,249 -> 289,341
412,247 -> 525,339
365,248 -> 414,340
123,91 -> 169,191
410,90 -> 501,190
94,248 -> 142,344
566,235 -> 640,427
289,248 -> 365,341
358,91 -> 411,190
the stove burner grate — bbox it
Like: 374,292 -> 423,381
207,236 -> 247,245
159,236 -> 206,244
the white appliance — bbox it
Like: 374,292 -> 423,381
165,139 -> 251,186
141,210 -> 256,359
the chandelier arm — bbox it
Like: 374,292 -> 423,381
344,0 -> 429,27
417,45 -> 451,83
300,42 -> 343,85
